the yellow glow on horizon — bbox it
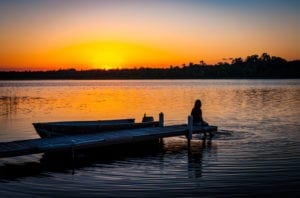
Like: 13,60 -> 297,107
0,36 -> 298,71
62,41 -> 128,70
24,40 -> 188,70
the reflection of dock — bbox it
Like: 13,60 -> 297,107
0,115 -> 217,158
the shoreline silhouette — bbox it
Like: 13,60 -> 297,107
0,53 -> 299,79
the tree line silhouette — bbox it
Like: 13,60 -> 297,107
0,53 -> 299,79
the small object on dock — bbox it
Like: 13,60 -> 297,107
142,113 -> 154,123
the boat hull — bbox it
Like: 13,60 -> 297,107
33,119 -> 159,138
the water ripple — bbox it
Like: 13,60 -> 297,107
1,80 -> 300,197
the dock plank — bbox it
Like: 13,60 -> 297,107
0,125 -> 217,158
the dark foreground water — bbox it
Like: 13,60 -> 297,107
0,80 -> 299,197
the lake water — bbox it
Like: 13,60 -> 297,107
0,80 -> 299,197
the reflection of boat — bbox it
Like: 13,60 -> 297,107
33,118 -> 159,138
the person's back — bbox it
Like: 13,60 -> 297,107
191,106 -> 202,123
191,99 -> 208,126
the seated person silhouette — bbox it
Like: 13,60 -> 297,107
191,99 -> 209,126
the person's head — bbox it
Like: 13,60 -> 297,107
194,99 -> 201,108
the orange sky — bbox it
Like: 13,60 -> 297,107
0,1 -> 299,71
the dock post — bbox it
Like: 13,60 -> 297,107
187,115 -> 193,147
71,140 -> 76,174
159,112 -> 164,127
71,146 -> 75,175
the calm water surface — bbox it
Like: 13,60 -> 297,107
0,80 -> 299,197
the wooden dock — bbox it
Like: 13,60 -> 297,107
0,115 -> 217,158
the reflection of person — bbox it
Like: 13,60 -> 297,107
188,140 -> 213,178
191,99 -> 208,126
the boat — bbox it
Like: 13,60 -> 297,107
33,118 -> 159,138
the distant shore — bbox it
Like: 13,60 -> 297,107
1,53 -> 299,79
1,62 -> 298,80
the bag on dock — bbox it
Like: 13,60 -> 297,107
142,114 -> 154,122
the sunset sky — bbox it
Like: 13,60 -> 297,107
0,0 -> 299,71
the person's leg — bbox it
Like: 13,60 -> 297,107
202,121 -> 209,126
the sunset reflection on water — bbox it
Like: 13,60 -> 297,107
1,80 -> 299,142
0,80 -> 299,197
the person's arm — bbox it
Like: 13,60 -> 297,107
199,109 -> 204,122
